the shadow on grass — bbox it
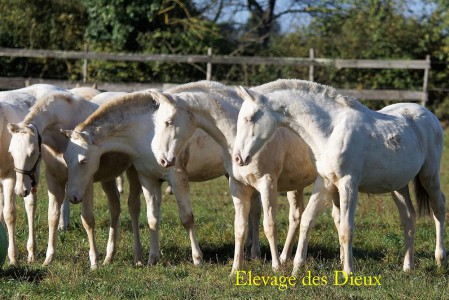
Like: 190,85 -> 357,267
159,241 -> 387,266
0,265 -> 47,283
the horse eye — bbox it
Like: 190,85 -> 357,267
79,158 -> 87,165
165,120 -> 173,127
244,116 -> 252,124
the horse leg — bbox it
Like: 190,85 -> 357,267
280,190 -> 304,264
417,167 -> 446,266
80,181 -> 99,269
169,169 -> 202,265
292,177 -> 329,275
337,177 -> 358,275
391,186 -> 416,271
23,192 -> 37,263
100,179 -> 121,265
229,177 -> 253,276
138,175 -> 162,265
3,178 -> 18,265
58,198 -> 70,230
43,172 -> 65,266
245,192 -> 261,259
257,175 -> 281,271
331,197 -> 344,264
126,166 -> 143,266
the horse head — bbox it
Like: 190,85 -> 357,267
7,122 -> 42,197
61,129 -> 100,204
151,92 -> 196,168
233,86 -> 278,167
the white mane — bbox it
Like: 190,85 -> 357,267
76,92 -> 158,141
24,92 -> 82,123
253,79 -> 360,108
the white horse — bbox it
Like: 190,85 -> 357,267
7,91 -> 143,268
233,79 -> 446,274
150,81 -> 322,275
0,84 -> 69,265
61,91 -> 236,266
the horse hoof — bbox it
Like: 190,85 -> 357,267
135,261 -> 143,267
193,256 -> 203,266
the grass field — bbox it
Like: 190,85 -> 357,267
0,129 -> 448,299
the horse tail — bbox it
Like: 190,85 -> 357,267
413,175 -> 432,217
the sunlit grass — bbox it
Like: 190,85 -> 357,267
1,130 -> 449,299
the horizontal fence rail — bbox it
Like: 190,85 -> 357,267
0,47 -> 430,69
0,47 -> 430,104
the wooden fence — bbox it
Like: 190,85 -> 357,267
0,47 -> 430,105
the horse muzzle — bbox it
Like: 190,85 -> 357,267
233,153 -> 252,166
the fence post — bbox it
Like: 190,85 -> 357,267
83,43 -> 88,83
206,47 -> 212,81
309,48 -> 315,82
421,55 -> 430,106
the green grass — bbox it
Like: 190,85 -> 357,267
1,129 -> 449,299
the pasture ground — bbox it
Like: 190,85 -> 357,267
1,129 -> 449,299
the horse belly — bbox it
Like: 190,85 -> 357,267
93,152 -> 132,182
359,152 -> 423,194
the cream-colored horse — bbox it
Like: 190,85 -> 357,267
8,91 -> 143,268
150,81 -> 321,275
233,79 -> 446,274
0,84 -> 68,265
61,92 -> 239,266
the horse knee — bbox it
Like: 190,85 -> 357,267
289,212 -> 301,227
262,219 -> 276,238
339,225 -> 353,245
234,220 -> 246,239
180,213 -> 194,229
3,208 -> 15,225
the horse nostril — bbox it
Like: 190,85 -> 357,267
160,158 -> 167,167
234,155 -> 242,165
244,155 -> 251,166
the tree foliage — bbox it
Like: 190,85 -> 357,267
0,0 -> 449,117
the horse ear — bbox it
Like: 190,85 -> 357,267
25,124 -> 36,136
92,83 -> 97,89
150,91 -> 174,107
60,129 -> 73,139
75,83 -> 80,88
76,130 -> 94,144
236,86 -> 257,103
7,123 -> 20,134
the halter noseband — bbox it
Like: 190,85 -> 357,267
13,123 -> 42,188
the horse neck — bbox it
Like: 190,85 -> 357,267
268,93 -> 336,156
84,112 -> 147,158
27,99 -> 97,134
175,92 -> 240,153
26,99 -> 98,153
